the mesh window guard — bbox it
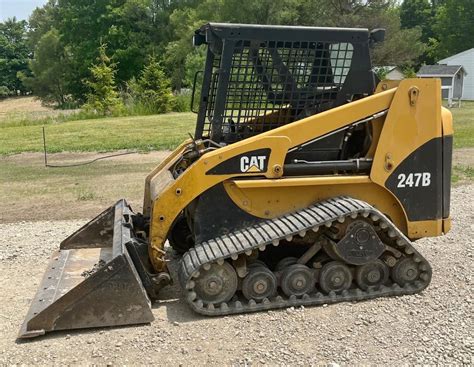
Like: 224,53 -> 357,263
194,24 -> 377,144
204,41 -> 353,143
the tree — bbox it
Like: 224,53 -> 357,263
20,28 -> 70,106
55,0 -> 163,100
128,57 -> 174,114
23,0 -> 428,106
317,1 -> 425,66
432,0 -> 474,59
163,0 -> 322,89
25,0 -> 198,104
28,0 -> 58,49
83,44 -> 124,115
400,0 -> 434,42
371,14 -> 426,66
0,18 -> 31,95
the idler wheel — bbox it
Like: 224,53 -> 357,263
319,261 -> 352,293
193,262 -> 238,304
355,259 -> 389,290
391,257 -> 419,286
242,266 -> 277,301
281,264 -> 315,297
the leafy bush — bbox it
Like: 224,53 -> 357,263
173,89 -> 192,112
0,86 -> 11,98
126,57 -> 174,115
83,44 -> 124,116
374,67 -> 389,80
403,67 -> 417,78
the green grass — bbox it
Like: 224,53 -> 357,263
448,101 -> 474,149
451,165 -> 474,184
0,112 -> 196,155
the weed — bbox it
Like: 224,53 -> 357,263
76,188 -> 97,201
452,165 -> 474,184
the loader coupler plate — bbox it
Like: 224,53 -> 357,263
18,200 -> 154,339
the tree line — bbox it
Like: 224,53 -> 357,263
0,0 -> 472,114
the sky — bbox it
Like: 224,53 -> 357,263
0,0 -> 48,21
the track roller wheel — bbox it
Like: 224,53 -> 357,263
193,262 -> 238,304
355,260 -> 389,290
319,261 -> 352,294
391,257 -> 419,286
280,264 -> 315,297
247,260 -> 267,269
275,257 -> 298,272
242,266 -> 277,301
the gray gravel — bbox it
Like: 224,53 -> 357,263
1,185 -> 473,365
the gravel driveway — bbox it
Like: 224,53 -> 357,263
1,185 -> 473,365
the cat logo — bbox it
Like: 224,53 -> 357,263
240,156 -> 267,173
205,148 -> 270,175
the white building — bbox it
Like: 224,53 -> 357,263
417,64 -> 467,105
438,48 -> 474,100
373,66 -> 404,80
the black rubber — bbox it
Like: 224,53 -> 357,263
179,196 -> 432,315
169,215 -> 194,254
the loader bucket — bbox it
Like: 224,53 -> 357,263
18,200 -> 154,339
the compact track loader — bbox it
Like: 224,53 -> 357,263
19,23 -> 453,338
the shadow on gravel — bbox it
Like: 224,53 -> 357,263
14,323 -> 152,344
154,258 -> 206,324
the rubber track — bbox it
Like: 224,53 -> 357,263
179,196 -> 432,315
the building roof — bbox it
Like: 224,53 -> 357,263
417,64 -> 466,77
438,48 -> 474,63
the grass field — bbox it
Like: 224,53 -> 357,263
450,101 -> 474,149
0,112 -> 196,155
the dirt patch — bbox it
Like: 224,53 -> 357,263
0,151 -> 169,223
0,97 -> 52,114
0,185 -> 472,365
0,96 -> 78,123
3,150 -> 169,165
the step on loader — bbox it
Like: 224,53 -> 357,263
19,23 -> 453,339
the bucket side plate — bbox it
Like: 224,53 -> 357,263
18,200 -> 154,339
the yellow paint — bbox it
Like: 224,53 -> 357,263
371,79 -> 442,187
441,107 -> 453,135
442,218 -> 451,234
224,178 -> 408,233
375,80 -> 401,93
142,139 -> 191,216
246,165 -> 261,173
408,219 -> 443,239
230,175 -> 372,188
